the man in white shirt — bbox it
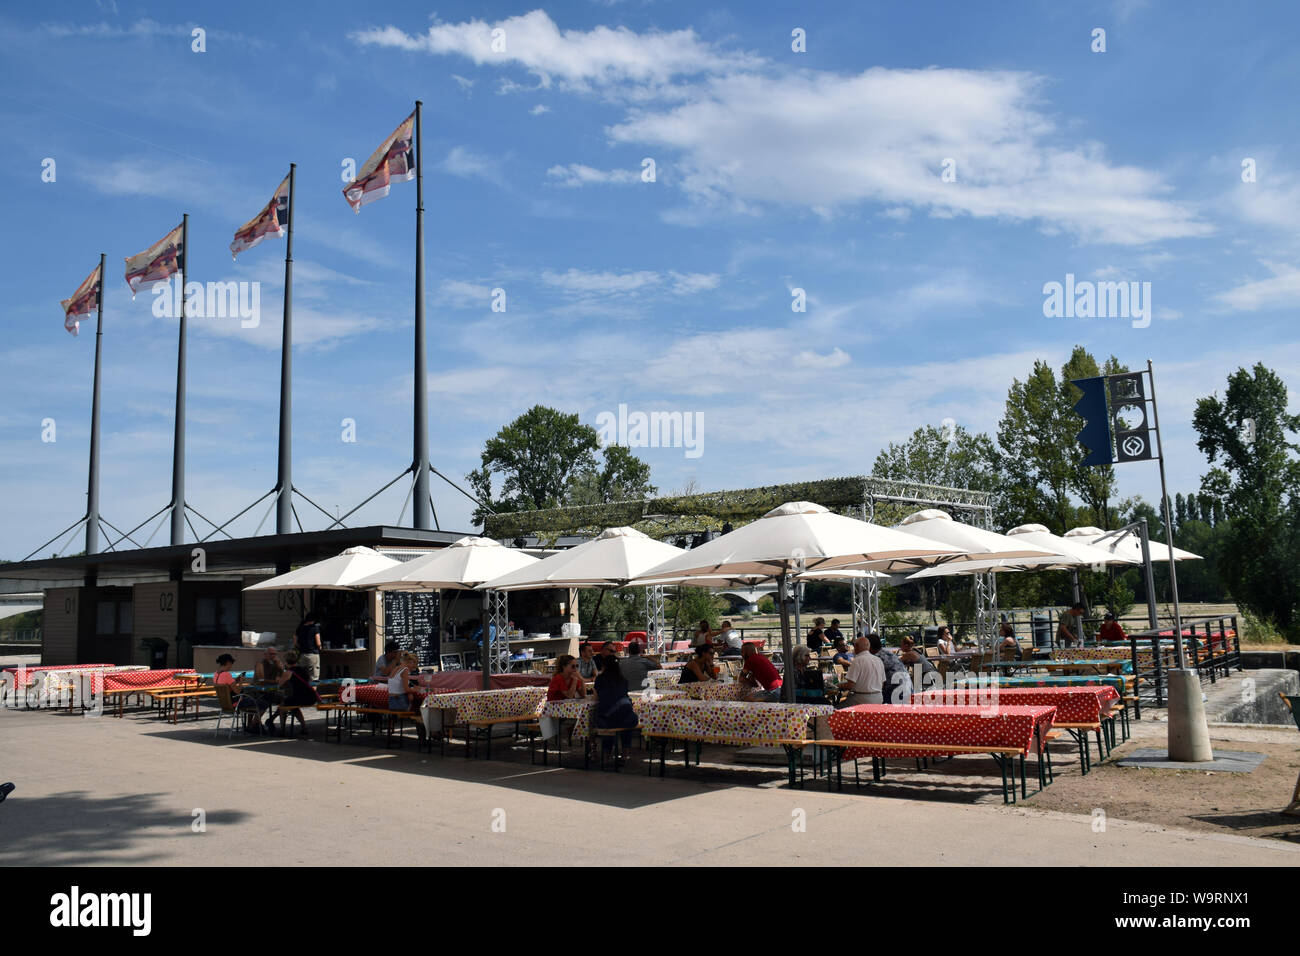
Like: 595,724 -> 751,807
839,636 -> 885,705
719,620 -> 743,657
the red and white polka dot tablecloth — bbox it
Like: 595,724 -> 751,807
913,686 -> 1117,724
827,704 -> 1056,761
352,683 -> 427,709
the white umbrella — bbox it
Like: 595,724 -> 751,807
351,536 -> 538,590
632,501 -> 966,701
906,519 -> 1124,579
878,510 -> 1061,576
1064,526 -> 1202,562
480,526 -> 685,591
350,537 -> 541,689
243,546 -> 401,591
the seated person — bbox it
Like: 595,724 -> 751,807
898,635 -> 939,688
738,644 -> 783,702
997,624 -> 1023,661
372,641 -> 401,681
692,620 -> 719,647
592,658 -> 638,755
255,647 -> 284,683
385,651 -> 419,711
547,655 -> 587,700
213,653 -> 244,689
716,620 -> 744,657
593,641 -> 619,673
576,643 -> 600,680
679,645 -> 718,684
830,637 -> 854,666
872,634 -> 913,704
619,642 -> 657,692
935,626 -> 956,656
1098,613 -> 1127,643
790,645 -> 829,706
273,650 -> 318,736
839,637 -> 885,705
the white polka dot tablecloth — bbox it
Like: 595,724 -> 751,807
827,703 -> 1056,761
638,698 -> 833,747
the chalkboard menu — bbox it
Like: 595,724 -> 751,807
382,591 -> 440,666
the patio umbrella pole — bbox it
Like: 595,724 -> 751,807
778,571 -> 795,704
480,592 -> 491,690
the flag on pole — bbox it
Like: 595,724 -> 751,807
124,223 -> 184,297
342,111 -> 415,213
230,174 -> 290,260
60,262 -> 103,336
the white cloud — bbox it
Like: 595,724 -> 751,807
437,279 -> 495,309
530,104 -> 551,115
545,163 -> 638,186
541,268 -> 660,294
1213,261 -> 1300,312
668,271 -> 721,294
350,10 -> 760,94
438,146 -> 508,186
609,68 -> 1210,245
451,74 -> 475,92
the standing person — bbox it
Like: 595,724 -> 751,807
295,612 -> 322,681
807,618 -> 827,653
738,644 -> 783,701
547,655 -> 587,700
1056,604 -> 1085,648
839,637 -> 885,706
620,643 -> 657,692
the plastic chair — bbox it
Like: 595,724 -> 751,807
213,684 -> 257,739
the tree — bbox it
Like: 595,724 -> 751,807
1175,492 -> 1187,530
872,423 -> 1000,493
995,346 -> 1126,533
565,444 -> 657,507
466,406 -> 653,526
1192,364 -> 1300,636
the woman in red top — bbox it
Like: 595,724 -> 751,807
547,655 -> 587,701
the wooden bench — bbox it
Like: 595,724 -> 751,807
458,715 -> 540,759
1052,721 -> 1108,773
351,705 -> 421,748
150,688 -> 216,723
812,738 -> 1046,804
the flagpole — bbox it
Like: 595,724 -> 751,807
277,165 -> 295,535
85,253 -> 106,554
171,214 -> 188,546
412,100 -> 431,531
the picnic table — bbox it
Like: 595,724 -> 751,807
955,674 -> 1126,695
637,697 -> 833,785
421,686 -> 548,757
914,686 -> 1121,773
823,703 -> 1057,802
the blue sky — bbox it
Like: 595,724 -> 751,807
2,0 -> 1298,558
